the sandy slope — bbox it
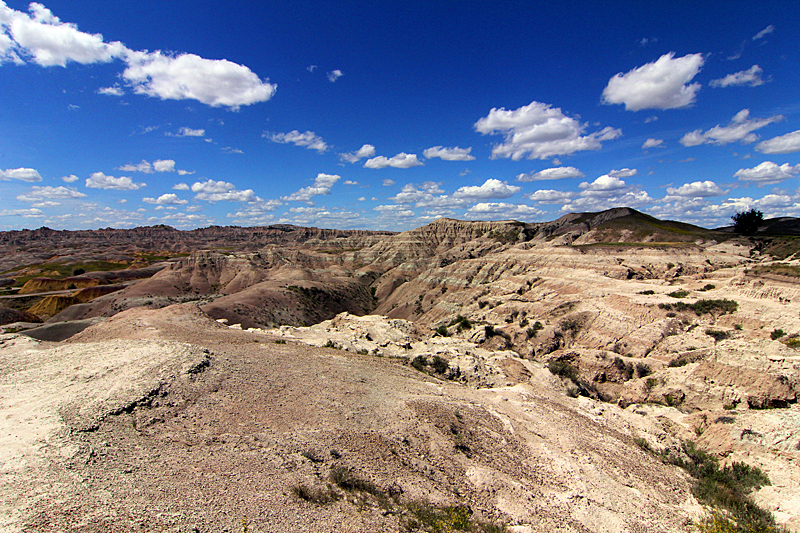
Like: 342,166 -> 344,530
1,304 -> 703,533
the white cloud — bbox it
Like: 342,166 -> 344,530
465,202 -> 542,218
734,161 -> 800,184
474,100 -> 621,160
642,138 -> 664,149
2,2 -> 125,67
0,167 -> 42,182
343,180 -> 357,186
31,200 -> 60,208
98,85 -> 123,96
226,199 -> 282,224
373,204 -> 416,218
517,166 -> 584,182
561,190 -> 654,213
191,179 -> 256,202
153,159 -> 175,172
680,109 -> 783,146
265,130 -> 328,153
177,170 -> 195,176
0,208 -> 43,217
579,175 -> 628,197
390,182 -> 443,204
16,185 -> 86,201
423,146 -> 475,161
119,160 -> 153,173
666,180 -> 725,198
281,173 -> 340,201
142,193 -> 187,205
602,52 -> 704,111
167,127 -> 205,137
327,69 -> 343,82
452,179 -> 520,200
340,144 -> 376,163
222,147 -> 243,154
122,50 -> 276,109
364,153 -> 423,169
526,189 -> 577,204
608,168 -> 638,178
382,179 -> 395,186
172,183 -> 190,191
86,172 -> 144,190
710,65 -> 766,88
61,174 -> 79,183
753,25 -> 775,40
756,130 -> 800,154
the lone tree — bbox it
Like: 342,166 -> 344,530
731,208 -> 763,235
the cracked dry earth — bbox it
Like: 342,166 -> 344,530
1,304 -> 702,532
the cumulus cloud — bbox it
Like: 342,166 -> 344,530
0,3 -> 276,109
680,109 -> 783,146
265,130 -> 328,153
61,174 -> 79,183
373,204 -> 416,218
452,179 -> 520,200
122,50 -> 276,109
364,153 -> 423,169
734,161 -> 800,184
382,179 -> 395,186
666,181 -> 726,198
526,189 -> 577,204
327,69 -> 343,82
642,138 -> 664,149
423,146 -> 475,161
226,199 -> 283,224
602,52 -> 704,111
517,166 -> 584,182
340,144 -> 376,163
474,100 -> 621,160
97,85 -> 123,96
0,167 -> 42,182
118,160 -> 153,173
756,130 -> 800,154
172,183 -> 190,191
142,193 -> 187,205
465,202 -> 542,219
86,172 -> 144,190
579,175 -> 628,197
0,2 -> 125,66
16,185 -> 86,201
191,179 -> 256,202
608,168 -> 638,178
710,65 -> 767,88
0,208 -> 43,217
151,160 -> 174,173
281,173 -> 340,202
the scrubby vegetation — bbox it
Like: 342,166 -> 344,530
668,290 -> 690,298
658,298 -> 738,316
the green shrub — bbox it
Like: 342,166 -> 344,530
668,290 -> 690,298
484,325 -> 496,337
526,321 -> 543,339
274,339 -> 286,344
699,283 -> 716,291
548,360 -> 578,381
771,329 -> 785,340
435,324 -> 449,337
635,362 -> 652,378
638,289 -> 655,295
659,299 -> 738,316
705,329 -> 730,342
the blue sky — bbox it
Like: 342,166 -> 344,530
1,1 -> 799,231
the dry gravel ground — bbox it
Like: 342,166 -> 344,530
2,304 -> 704,532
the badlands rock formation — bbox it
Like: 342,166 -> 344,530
1,208 -> 799,531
